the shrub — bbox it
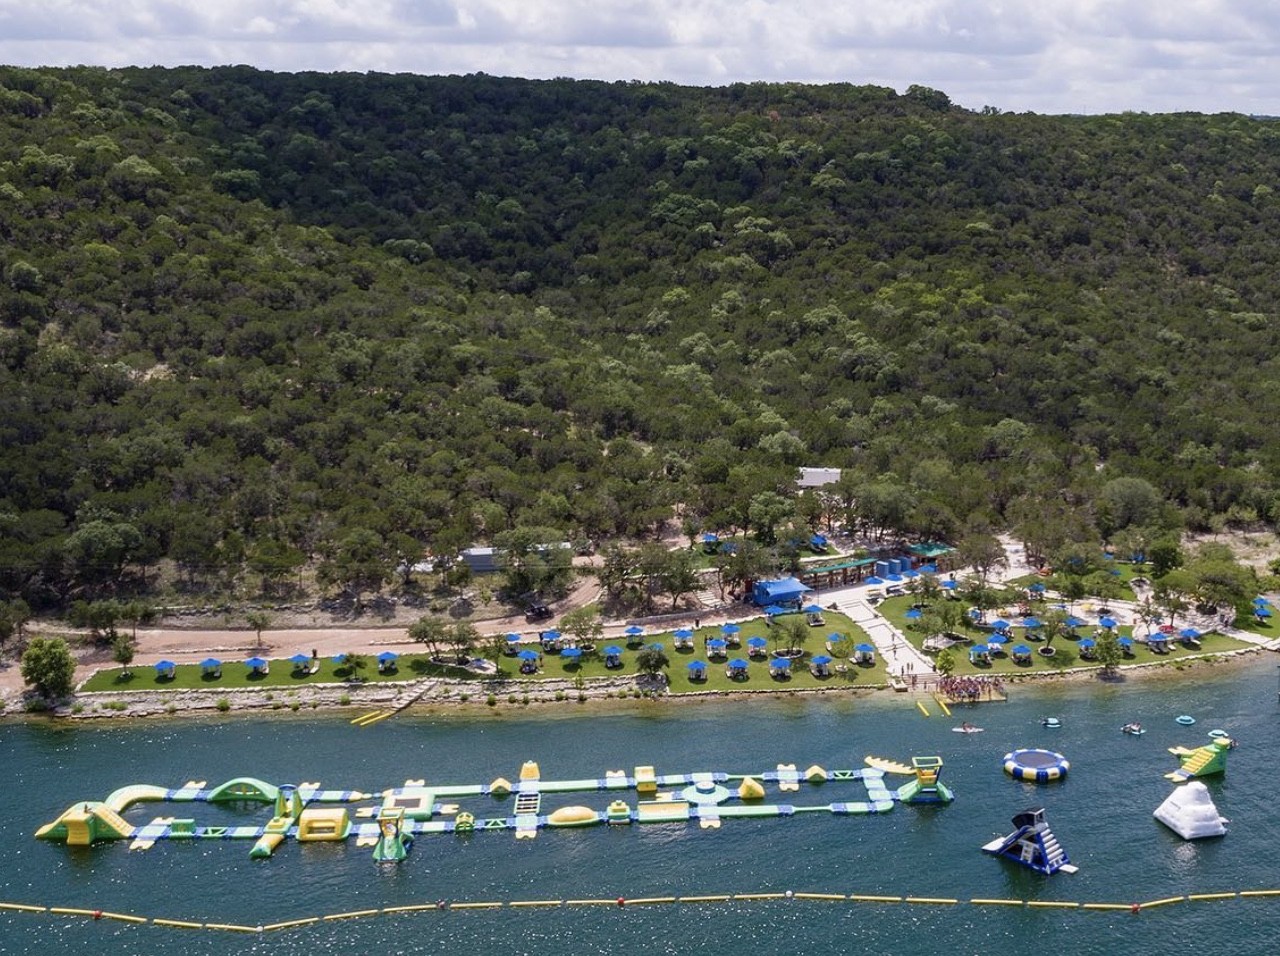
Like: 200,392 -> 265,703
215,698 -> 231,712
555,690 -> 566,701
338,694 -> 351,705
486,694 -> 497,707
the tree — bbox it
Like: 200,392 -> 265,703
494,526 -> 573,599
560,606 -> 604,648
595,544 -> 639,599
1148,539 -> 1183,578
246,610 -> 271,648
955,531 -> 1005,586
449,621 -> 479,663
21,636 -> 76,699
0,599 -> 32,644
1098,477 -> 1163,536
338,652 -> 368,681
409,616 -> 449,656
748,491 -> 793,544
112,633 -> 135,676
935,648 -> 956,676
635,645 -> 669,680
1095,630 -> 1122,676
658,549 -> 700,610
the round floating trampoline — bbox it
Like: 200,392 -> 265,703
1003,748 -> 1070,783
1177,715 -> 1197,726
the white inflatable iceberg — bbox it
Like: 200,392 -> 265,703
1153,781 -> 1228,839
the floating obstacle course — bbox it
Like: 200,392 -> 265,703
36,757 -> 953,861
1166,737 -> 1233,781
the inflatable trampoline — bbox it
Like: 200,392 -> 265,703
1003,749 -> 1070,783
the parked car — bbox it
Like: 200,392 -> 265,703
525,602 -> 553,622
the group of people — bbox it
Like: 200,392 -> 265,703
938,674 -> 1002,702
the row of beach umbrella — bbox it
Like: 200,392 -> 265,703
159,651 -> 401,675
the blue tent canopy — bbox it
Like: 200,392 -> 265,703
764,604 -> 787,616
942,579 -> 958,589
1099,617 -> 1118,629
673,628 -> 694,639
992,619 -> 1011,631
1079,638 -> 1096,648
803,604 -> 824,614
855,643 -> 875,653
331,653 -> 348,663
886,574 -> 905,583
747,636 -> 768,648
377,651 -> 399,662
810,534 -> 827,549
623,625 -> 645,636
648,643 -> 664,652
518,649 -> 540,660
752,576 -> 812,607
505,633 -> 523,643
1256,608 -> 1273,618
200,657 -> 221,669
902,569 -> 920,579
1021,617 -> 1041,629
707,638 -> 728,649
919,564 -> 938,574
904,608 -> 922,620
702,532 -> 719,543
245,656 -> 268,668
728,659 -> 749,670
864,576 -> 885,585
1065,616 -> 1087,628
1029,582 -> 1046,593
721,623 -> 741,635
1179,628 -> 1201,639
560,647 -> 582,658
687,660 -> 707,671
810,655 -> 833,665
1119,636 -> 1133,646
986,634 -> 1008,645
289,653 -> 311,665
541,630 -> 562,641
603,646 -> 622,656
1253,596 -> 1270,606
154,660 -> 176,671
770,658 -> 792,669
1011,644 -> 1032,655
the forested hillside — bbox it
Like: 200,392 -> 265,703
2,66 -> 1279,612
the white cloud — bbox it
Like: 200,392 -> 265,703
0,0 -> 1277,113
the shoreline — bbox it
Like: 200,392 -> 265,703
4,645 -> 1271,724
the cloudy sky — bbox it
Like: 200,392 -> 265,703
2,0 -> 1277,115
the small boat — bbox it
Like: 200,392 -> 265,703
1121,723 -> 1145,736
952,725 -> 985,734
1041,717 -> 1062,728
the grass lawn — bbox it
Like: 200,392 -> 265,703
1230,611 -> 1277,638
81,613 -> 887,694
876,594 -> 1253,677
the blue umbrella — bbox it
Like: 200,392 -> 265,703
1079,638 -> 1096,649
1179,628 -> 1201,639
728,659 -> 749,670
855,643 -> 876,653
1257,608 -> 1273,618
803,604 -> 824,614
541,630 -> 562,642
1100,617 -> 1118,629
1253,596 -> 1270,606
919,564 -> 938,574
518,649 -> 540,661
1012,644 -> 1032,655
1119,636 -> 1133,647
992,619 -> 1011,631
154,660 -> 176,672
747,636 -> 768,648
1029,582 -> 1046,593
505,633 -> 523,644
331,653 -> 348,664
245,656 -> 268,669
707,638 -> 728,649
810,655 -> 833,665
1065,615 -> 1087,628
864,576 -> 885,585
771,658 -> 792,669
687,660 -> 707,671
560,647 -> 582,659
902,568 -> 920,579
648,643 -> 664,652
942,580 -> 958,590
289,653 -> 311,666
200,657 -> 221,669
1021,616 -> 1041,629
986,633 -> 1008,645
905,608 -> 923,619
624,625 -> 645,637
603,645 -> 622,656
377,651 -> 399,663
721,623 -> 741,635
673,628 -> 694,639
886,574 -> 905,583
702,532 -> 719,543
764,605 -> 787,616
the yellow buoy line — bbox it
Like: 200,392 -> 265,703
4,888 -> 1279,933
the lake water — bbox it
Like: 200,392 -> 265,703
3,661 -> 1279,955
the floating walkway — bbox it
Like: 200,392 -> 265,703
36,759 -> 952,860
4,887 -> 1279,935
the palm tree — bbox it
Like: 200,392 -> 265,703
340,652 -> 368,681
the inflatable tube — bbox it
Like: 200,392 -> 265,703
1208,729 -> 1229,739
1177,715 -> 1196,726
1041,717 -> 1061,728
1003,749 -> 1069,783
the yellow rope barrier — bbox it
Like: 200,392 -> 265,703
1,887 -> 1274,934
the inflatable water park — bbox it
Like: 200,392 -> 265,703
36,757 -> 955,861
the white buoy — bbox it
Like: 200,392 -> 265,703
1153,781 -> 1228,839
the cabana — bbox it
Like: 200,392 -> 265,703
245,656 -> 269,675
603,645 -> 623,668
751,577 -> 812,609
854,643 -> 876,665
289,652 -> 313,673
969,645 -> 991,665
154,660 -> 176,679
747,636 -> 769,659
809,533 -> 828,553
769,657 -> 792,679
672,628 -> 694,649
517,648 -> 541,674
721,623 -> 742,646
1119,636 -> 1134,657
687,660 -> 708,682
810,654 -> 832,677
1179,628 -> 1202,648
986,633 -> 1008,655
1148,634 -> 1170,654
706,638 -> 728,660
1011,644 -> 1032,664
505,633 -> 523,654
540,630 -> 563,652
727,658 -> 749,680
804,603 -> 825,626
199,657 -> 222,678
560,647 -> 583,665
1078,638 -> 1097,660
702,532 -> 720,554
377,651 -> 399,673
